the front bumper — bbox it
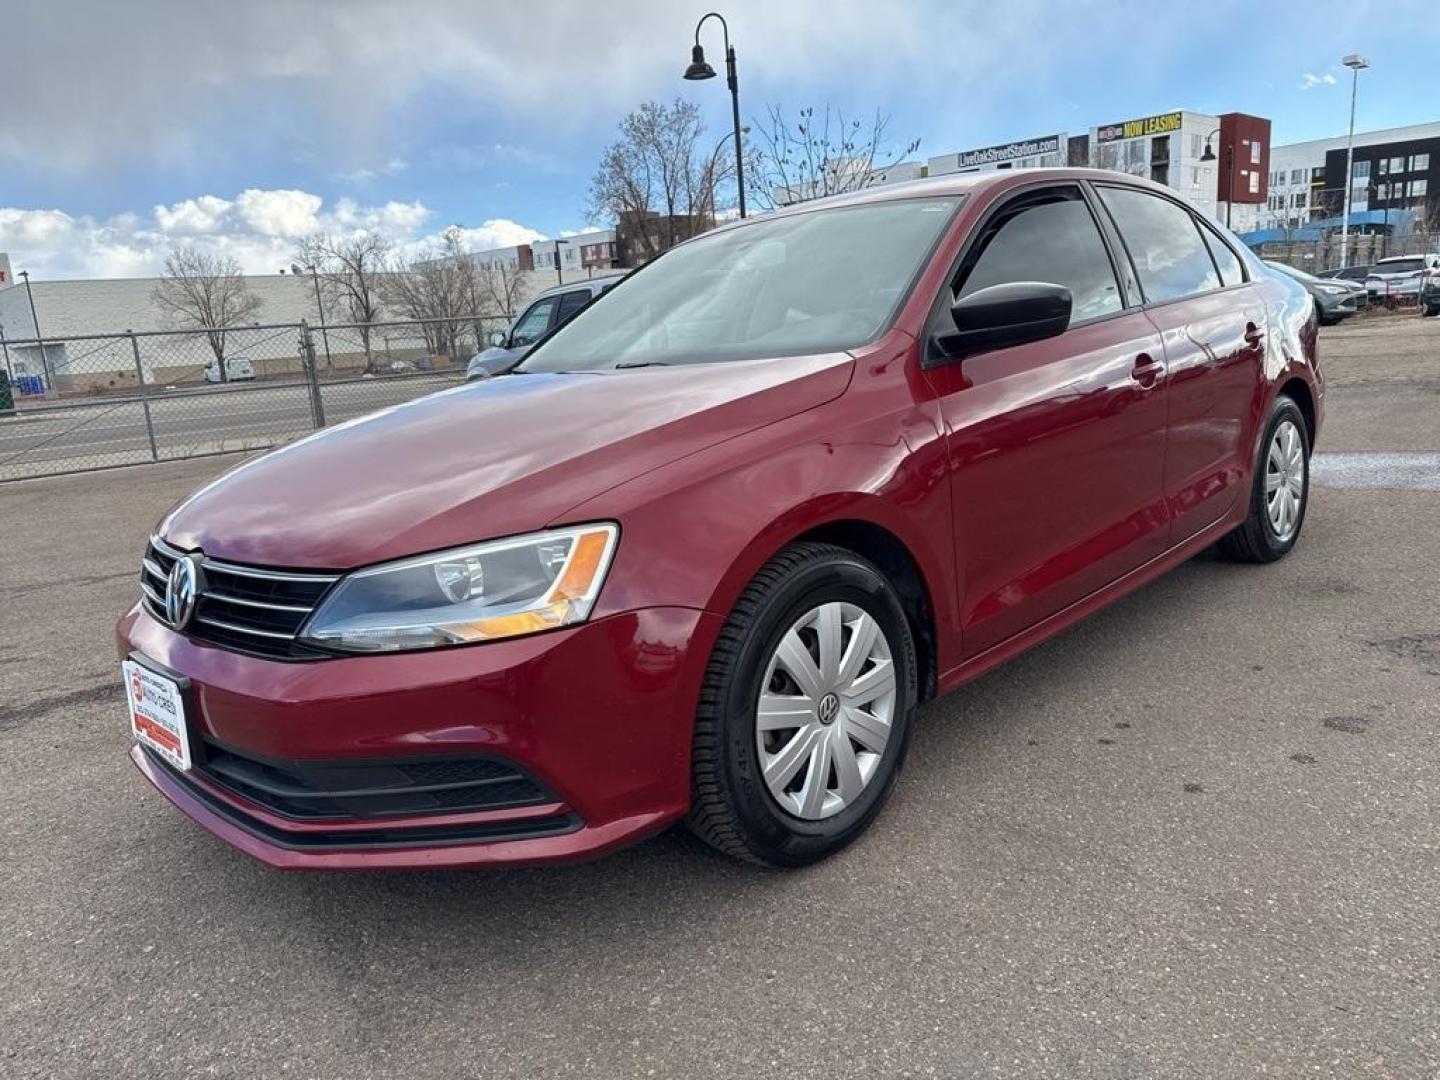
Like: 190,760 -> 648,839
118,602 -> 721,869
1315,290 -> 1365,318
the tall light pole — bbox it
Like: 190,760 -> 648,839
292,263 -> 332,370
1339,53 -> 1370,269
17,270 -> 50,391
552,239 -> 570,285
684,11 -> 747,219
1199,128 -> 1235,229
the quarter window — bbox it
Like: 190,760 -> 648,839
555,289 -> 592,324
956,192 -> 1123,322
1098,186 -> 1221,303
1198,222 -> 1245,286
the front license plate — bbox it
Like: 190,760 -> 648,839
123,658 -> 191,771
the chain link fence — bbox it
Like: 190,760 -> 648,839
1251,228 -> 1440,275
0,316 -> 508,482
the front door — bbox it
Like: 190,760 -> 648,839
924,185 -> 1172,657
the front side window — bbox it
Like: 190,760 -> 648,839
1098,186 -> 1220,303
510,297 -> 558,347
521,198 -> 960,371
956,191 -> 1122,322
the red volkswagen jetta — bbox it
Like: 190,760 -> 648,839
118,169 -> 1321,869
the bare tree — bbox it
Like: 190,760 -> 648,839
295,232 -> 392,371
588,99 -> 731,263
749,104 -> 921,208
151,247 -> 264,381
476,259 -> 527,321
381,230 -> 475,358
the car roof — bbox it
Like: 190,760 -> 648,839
532,274 -> 626,300
1374,253 -> 1438,264
696,167 -> 1203,242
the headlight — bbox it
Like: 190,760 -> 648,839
300,524 -> 618,653
1317,284 -> 1348,295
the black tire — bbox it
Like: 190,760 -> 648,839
687,542 -> 918,867
1424,303 -> 1439,317
1217,394 -> 1311,563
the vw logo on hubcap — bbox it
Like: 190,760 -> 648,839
165,555 -> 202,630
817,692 -> 840,725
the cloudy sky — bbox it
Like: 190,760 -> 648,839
3,0 -> 1437,279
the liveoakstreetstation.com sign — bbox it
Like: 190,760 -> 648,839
952,134 -> 1062,169
1096,111 -> 1184,144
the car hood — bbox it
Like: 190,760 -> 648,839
161,354 -> 853,568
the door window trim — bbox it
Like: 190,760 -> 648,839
1089,181 -> 1252,311
922,180 -> 1140,365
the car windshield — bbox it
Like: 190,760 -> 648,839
1267,262 -> 1319,283
518,197 -> 961,372
1374,258 -> 1424,274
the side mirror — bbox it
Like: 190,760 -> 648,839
489,331 -> 507,348
933,281 -> 1072,359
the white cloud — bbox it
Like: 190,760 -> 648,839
1298,72 -> 1338,90
0,191 -> 546,280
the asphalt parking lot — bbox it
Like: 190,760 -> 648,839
2,314 -> 1437,1078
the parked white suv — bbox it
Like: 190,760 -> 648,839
1365,253 -> 1440,305
465,276 -> 625,380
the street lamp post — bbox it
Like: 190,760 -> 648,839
292,263 -> 333,370
1199,129 -> 1235,229
17,270 -> 51,392
552,239 -> 570,285
1339,53 -> 1370,269
683,11 -> 747,219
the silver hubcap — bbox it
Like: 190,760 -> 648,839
1266,419 -> 1305,541
755,602 -> 896,820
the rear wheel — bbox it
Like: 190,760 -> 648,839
688,543 -> 917,867
1218,394 -> 1310,563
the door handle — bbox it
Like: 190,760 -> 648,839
1244,322 -> 1265,347
1132,352 -> 1164,389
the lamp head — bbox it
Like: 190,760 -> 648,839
684,45 -> 717,80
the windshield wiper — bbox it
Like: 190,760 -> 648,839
613,360 -> 673,369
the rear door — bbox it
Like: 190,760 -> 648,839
1096,185 -> 1266,543
924,183 -> 1172,656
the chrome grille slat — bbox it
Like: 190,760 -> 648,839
195,615 -> 298,641
139,536 -> 337,660
204,590 -> 315,614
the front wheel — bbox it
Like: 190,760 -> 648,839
1218,394 -> 1310,563
687,543 -> 918,867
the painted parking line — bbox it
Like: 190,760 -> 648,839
1312,452 -> 1440,491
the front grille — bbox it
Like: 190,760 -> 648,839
196,739 -> 553,820
140,535 -> 337,660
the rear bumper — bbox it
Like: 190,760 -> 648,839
118,603 -> 722,869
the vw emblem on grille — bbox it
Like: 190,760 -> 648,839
165,555 -> 202,630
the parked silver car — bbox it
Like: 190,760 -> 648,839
1365,253 -> 1440,305
1265,261 -> 1367,325
466,275 -> 626,380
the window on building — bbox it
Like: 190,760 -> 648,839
957,190 -> 1122,322
1390,156 -> 1407,173
1376,183 -> 1390,201
1249,172 -> 1260,194
1190,166 -> 1201,188
1097,186 -> 1221,303
1312,167 -> 1325,182
1413,178 -> 1428,198
1191,134 -> 1202,159
1098,144 -> 1120,171
1250,141 -> 1261,164
1292,192 -> 1307,208
1291,169 -> 1304,184
1353,159 -> 1371,180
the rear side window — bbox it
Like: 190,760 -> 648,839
555,289 -> 592,323
957,193 -> 1122,322
1198,223 -> 1245,286
1098,186 -> 1221,303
